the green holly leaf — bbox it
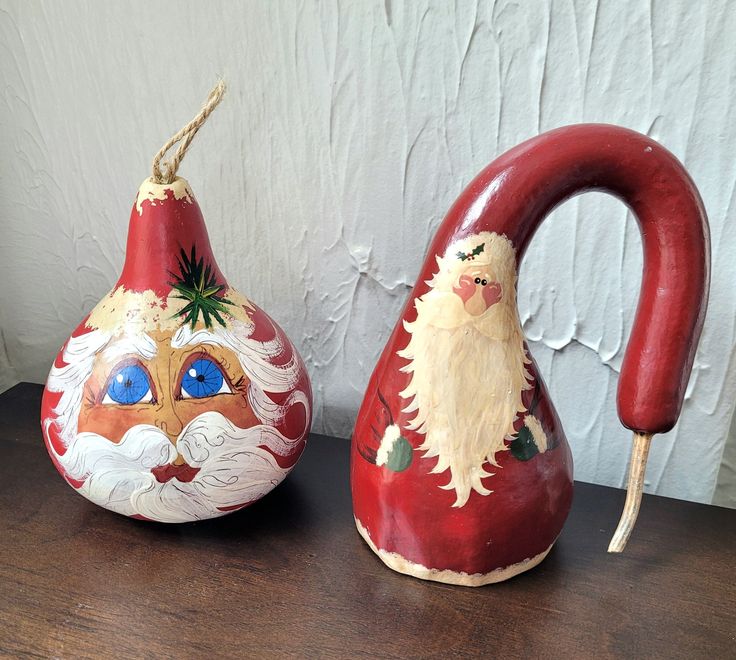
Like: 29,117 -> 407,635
456,242 -> 485,261
509,425 -> 539,462
386,436 -> 413,472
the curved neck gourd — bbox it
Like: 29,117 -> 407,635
427,124 -> 709,434
353,124 -> 710,567
417,124 -> 709,551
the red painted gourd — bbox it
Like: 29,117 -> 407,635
351,124 -> 710,585
40,83 -> 312,522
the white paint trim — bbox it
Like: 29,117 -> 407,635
135,177 -> 194,215
525,414 -> 548,453
375,424 -> 401,467
355,517 -> 554,587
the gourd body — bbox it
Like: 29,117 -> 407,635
41,178 -> 311,523
352,230 -> 573,585
353,331 -> 573,585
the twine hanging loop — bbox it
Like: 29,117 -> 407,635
151,80 -> 226,184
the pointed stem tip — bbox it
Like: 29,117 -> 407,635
608,432 -> 654,553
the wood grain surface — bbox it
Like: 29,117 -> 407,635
1,383 -> 734,659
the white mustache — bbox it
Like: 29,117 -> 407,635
53,412 -> 301,523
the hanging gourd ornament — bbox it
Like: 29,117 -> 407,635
41,82 -> 311,522
351,124 -> 709,585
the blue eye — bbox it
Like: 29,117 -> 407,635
180,358 -> 231,399
102,364 -> 154,405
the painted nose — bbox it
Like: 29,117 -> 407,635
156,408 -> 184,445
463,290 -> 488,316
460,281 -> 502,316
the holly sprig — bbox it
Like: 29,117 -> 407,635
456,242 -> 485,261
169,246 -> 234,329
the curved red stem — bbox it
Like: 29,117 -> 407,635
422,124 -> 710,433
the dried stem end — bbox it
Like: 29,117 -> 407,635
608,432 -> 654,553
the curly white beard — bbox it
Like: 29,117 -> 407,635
399,268 -> 531,508
50,411 -> 299,522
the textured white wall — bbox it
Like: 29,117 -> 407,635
1,0 -> 734,505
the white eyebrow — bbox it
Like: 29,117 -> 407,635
171,326 -> 221,350
102,333 -> 157,362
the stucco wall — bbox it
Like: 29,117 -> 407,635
1,0 -> 734,505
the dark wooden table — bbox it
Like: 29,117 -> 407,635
1,383 -> 734,659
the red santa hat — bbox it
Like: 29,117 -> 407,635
86,178 -> 250,334
119,177 -> 226,297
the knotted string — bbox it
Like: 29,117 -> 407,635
151,79 -> 226,184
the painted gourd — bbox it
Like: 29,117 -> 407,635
351,124 -> 709,585
40,91 -> 312,522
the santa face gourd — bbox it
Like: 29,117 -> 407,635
41,178 -> 311,522
351,124 -> 709,585
354,231 -> 573,585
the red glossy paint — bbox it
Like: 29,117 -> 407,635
351,124 -> 710,582
118,188 -> 225,297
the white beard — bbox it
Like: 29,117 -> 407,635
399,289 -> 531,508
51,411 -> 300,523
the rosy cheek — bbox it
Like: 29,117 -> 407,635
452,275 -> 476,303
482,282 -> 502,308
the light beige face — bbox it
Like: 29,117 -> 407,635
451,265 -> 503,316
77,329 -> 258,461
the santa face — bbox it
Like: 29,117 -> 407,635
44,311 -> 309,522
398,232 -> 532,507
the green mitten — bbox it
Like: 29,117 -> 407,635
386,435 -> 413,472
509,425 -> 539,461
